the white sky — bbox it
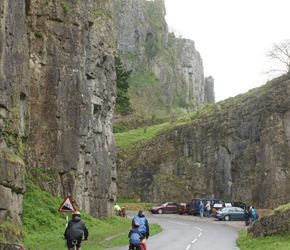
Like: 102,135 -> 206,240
164,0 -> 290,101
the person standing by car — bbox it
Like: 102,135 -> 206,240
132,210 -> 150,242
244,206 -> 252,226
205,201 -> 211,218
250,206 -> 256,225
199,201 -> 205,218
64,211 -> 88,250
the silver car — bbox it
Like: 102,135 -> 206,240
216,206 -> 245,221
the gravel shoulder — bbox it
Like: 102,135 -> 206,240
129,211 -> 247,232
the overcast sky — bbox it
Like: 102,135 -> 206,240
164,0 -> 290,101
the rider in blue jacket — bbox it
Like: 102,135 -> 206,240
132,210 -> 149,240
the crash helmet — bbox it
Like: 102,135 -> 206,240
72,211 -> 81,217
132,221 -> 140,228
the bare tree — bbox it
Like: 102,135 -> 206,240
264,38 -> 290,79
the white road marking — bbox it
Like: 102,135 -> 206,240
191,238 -> 197,244
168,220 -> 189,226
185,226 -> 203,249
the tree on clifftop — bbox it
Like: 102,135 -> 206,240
265,38 -> 290,79
115,56 -> 132,114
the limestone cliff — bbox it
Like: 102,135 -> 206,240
110,0 -> 215,116
116,74 -> 290,209
0,0 -> 117,238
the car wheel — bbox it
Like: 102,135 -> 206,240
224,215 -> 230,221
179,213 -> 183,215
157,209 -> 163,214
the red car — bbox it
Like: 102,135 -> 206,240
177,202 -> 191,215
148,202 -> 178,214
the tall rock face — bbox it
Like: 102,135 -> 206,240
25,0 -> 117,218
0,0 -> 117,237
0,0 -> 29,239
116,75 -> 290,209
110,0 -> 215,116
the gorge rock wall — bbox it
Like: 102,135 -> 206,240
110,0 -> 214,113
0,0 -> 29,240
25,0 -> 117,219
117,75 -> 290,209
0,0 -> 117,238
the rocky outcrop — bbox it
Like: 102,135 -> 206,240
0,0 -> 117,240
110,0 -> 214,115
205,76 -> 215,103
0,243 -> 26,250
116,75 -> 290,209
248,209 -> 290,237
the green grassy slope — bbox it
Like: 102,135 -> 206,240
19,175 -> 161,250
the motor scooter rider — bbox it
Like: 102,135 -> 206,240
114,203 -> 121,214
121,207 -> 127,217
132,210 -> 149,240
64,211 -> 88,250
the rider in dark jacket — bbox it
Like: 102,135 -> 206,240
64,211 -> 88,250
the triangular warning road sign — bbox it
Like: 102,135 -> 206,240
58,196 -> 76,212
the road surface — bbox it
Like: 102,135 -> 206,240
105,212 -> 241,250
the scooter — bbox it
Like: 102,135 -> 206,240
118,208 -> 127,217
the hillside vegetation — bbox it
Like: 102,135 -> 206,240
14,175 -> 161,249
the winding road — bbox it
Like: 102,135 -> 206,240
105,212 -> 241,250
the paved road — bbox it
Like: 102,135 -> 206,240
105,213 -> 241,250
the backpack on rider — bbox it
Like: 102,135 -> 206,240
128,222 -> 142,250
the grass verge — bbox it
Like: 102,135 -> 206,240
18,178 -> 161,250
237,230 -> 290,250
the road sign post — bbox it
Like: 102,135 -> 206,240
58,196 -> 76,247
58,196 -> 76,213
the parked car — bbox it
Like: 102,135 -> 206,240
176,202 -> 191,215
216,206 -> 245,221
226,201 -> 246,210
212,201 -> 246,216
148,202 -> 178,214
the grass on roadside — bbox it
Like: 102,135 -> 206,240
19,178 -> 161,250
237,230 -> 290,250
